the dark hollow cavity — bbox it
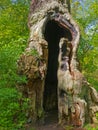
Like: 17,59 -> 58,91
43,20 -> 72,112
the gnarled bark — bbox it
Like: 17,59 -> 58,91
17,0 -> 98,127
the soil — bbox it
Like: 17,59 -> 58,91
25,110 -> 86,130
25,123 -> 86,130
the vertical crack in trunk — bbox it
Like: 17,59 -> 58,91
43,20 -> 72,114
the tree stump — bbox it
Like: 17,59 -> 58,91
17,0 -> 98,127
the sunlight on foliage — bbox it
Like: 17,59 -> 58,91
0,0 -> 98,129
0,0 -> 30,129
72,0 -> 98,90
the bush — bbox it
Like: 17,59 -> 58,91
0,87 -> 28,130
0,39 -> 28,129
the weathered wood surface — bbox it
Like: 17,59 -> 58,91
17,0 -> 98,127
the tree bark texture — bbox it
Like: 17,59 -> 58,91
17,0 -> 98,127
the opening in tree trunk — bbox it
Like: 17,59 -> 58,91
17,0 -> 98,127
43,20 -> 72,120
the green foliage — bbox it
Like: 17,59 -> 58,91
96,113 -> 98,120
0,87 -> 28,129
84,124 -> 98,130
26,48 -> 40,57
0,0 -> 30,45
72,0 -> 98,89
0,40 -> 27,88
0,0 -> 30,129
0,0 -> 98,129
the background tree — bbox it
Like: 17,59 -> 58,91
71,0 -> 98,90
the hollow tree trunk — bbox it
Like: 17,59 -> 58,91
17,0 -> 98,127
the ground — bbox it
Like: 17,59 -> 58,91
25,123 -> 86,130
25,110 -> 86,130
